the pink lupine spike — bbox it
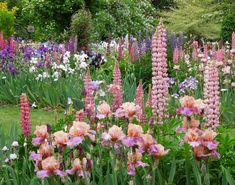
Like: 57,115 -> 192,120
9,36 -> 15,52
232,32 -> 235,53
204,44 -> 208,62
20,93 -> 31,137
151,20 -> 169,124
173,47 -> 179,64
0,32 -> 4,50
117,37 -> 123,61
146,85 -> 152,108
112,61 -> 122,111
179,46 -> 184,60
204,61 -> 220,128
84,69 -> 95,118
130,43 -> 135,63
192,41 -> 198,61
135,80 -> 146,123
76,110 -> 84,121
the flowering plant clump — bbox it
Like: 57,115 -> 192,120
177,95 -> 220,160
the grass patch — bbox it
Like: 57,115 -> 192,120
0,105 -> 64,133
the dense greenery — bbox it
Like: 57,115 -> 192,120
0,2 -> 16,38
221,6 -> 235,42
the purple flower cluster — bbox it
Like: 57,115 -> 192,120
179,77 -> 198,94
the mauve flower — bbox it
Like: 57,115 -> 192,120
67,121 -> 96,147
127,149 -> 148,175
36,156 -> 66,179
139,134 -> 156,152
123,123 -> 143,147
32,125 -> 49,146
102,125 -> 125,143
177,96 -> 204,116
39,142 -> 53,158
96,101 -> 112,119
149,144 -> 169,159
53,131 -> 69,146
66,158 -> 83,176
184,129 -> 201,147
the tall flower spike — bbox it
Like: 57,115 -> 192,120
151,20 -> 169,124
146,85 -> 152,108
135,80 -> 146,123
138,31 -> 142,57
20,93 -> 31,137
173,47 -> 179,64
112,61 -> 122,111
192,41 -> 198,61
117,37 -> 123,61
84,69 -> 95,118
232,32 -> 235,54
204,61 -> 220,128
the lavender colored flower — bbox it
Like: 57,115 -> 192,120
168,77 -> 176,85
178,32 -> 184,48
138,31 -> 142,57
171,32 -> 177,50
179,77 -> 198,94
145,31 -> 151,52
7,62 -> 17,75
24,47 -> 34,60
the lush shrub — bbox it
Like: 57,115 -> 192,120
221,8 -> 235,42
162,0 -> 223,40
70,9 -> 93,50
0,2 -> 17,38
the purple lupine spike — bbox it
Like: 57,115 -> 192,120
145,31 -> 151,52
178,32 -> 184,48
138,31 -> 142,57
171,32 -> 177,50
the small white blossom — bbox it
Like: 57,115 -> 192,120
29,66 -> 36,73
5,158 -> 9,163
11,141 -> 19,147
32,102 -> 37,108
2,76 -> 6,80
9,153 -> 17,160
2,146 -> 8,151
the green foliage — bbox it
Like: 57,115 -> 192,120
93,0 -> 156,39
0,2 -> 16,38
70,9 -> 93,49
220,7 -> 235,42
161,0 -> 223,40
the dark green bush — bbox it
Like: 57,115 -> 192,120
221,8 -> 235,42
0,2 -> 16,38
70,9 -> 93,50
